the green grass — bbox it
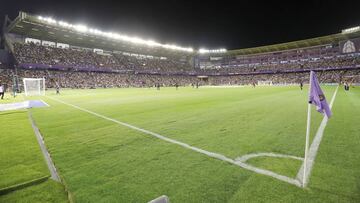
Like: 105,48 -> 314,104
2,85 -> 360,202
0,92 -> 26,104
0,110 -> 48,189
246,157 -> 302,178
0,104 -> 68,202
0,180 -> 68,203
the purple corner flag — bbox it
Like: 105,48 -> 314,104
309,71 -> 332,118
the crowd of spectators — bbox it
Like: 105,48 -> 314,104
199,55 -> 360,75
207,70 -> 359,86
0,68 -> 12,88
5,42 -> 360,90
13,42 -> 360,75
1,68 -> 359,91
9,69 -> 199,89
13,43 -> 191,73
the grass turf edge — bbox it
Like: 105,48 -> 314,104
0,175 -> 50,195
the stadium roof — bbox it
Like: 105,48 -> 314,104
225,30 -> 360,56
4,12 -> 194,57
5,11 -> 360,57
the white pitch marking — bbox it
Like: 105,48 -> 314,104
46,96 -> 303,187
40,99 -> 51,107
28,111 -> 61,182
296,86 -> 339,187
201,85 -> 245,88
235,152 -> 304,163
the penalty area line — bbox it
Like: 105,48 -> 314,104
46,96 -> 302,187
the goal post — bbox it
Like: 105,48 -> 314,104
23,78 -> 46,96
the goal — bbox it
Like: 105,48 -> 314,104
23,78 -> 46,96
257,80 -> 273,86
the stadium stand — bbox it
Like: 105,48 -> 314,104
1,11 -> 360,90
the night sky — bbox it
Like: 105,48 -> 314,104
2,0 -> 360,50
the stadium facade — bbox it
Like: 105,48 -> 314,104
0,11 -> 360,89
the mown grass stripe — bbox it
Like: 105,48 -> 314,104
46,96 -> 303,187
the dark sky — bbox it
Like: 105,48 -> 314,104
2,0 -> 360,50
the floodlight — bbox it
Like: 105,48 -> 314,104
145,40 -> 160,47
342,26 -> 360,34
74,24 -> 88,33
35,14 -> 197,52
59,21 -> 72,27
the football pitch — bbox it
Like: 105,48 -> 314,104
1,85 -> 359,202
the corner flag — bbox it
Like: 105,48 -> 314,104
309,71 -> 332,118
302,71 -> 332,187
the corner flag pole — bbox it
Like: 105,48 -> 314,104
303,102 -> 311,187
303,71 -> 313,187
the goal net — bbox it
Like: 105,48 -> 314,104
257,80 -> 273,86
23,78 -> 45,96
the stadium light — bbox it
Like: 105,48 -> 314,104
145,40 -> 161,47
36,15 -> 194,53
74,24 -> 88,33
342,26 -> 360,34
58,21 -> 72,28
37,16 -> 56,24
199,48 -> 227,54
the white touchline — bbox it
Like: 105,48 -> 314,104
28,111 -> 61,182
296,86 -> 339,187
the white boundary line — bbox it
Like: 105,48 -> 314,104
296,86 -> 339,187
40,99 -> 50,107
46,96 -> 303,187
202,85 -> 245,88
235,152 -> 304,163
28,111 -> 61,182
